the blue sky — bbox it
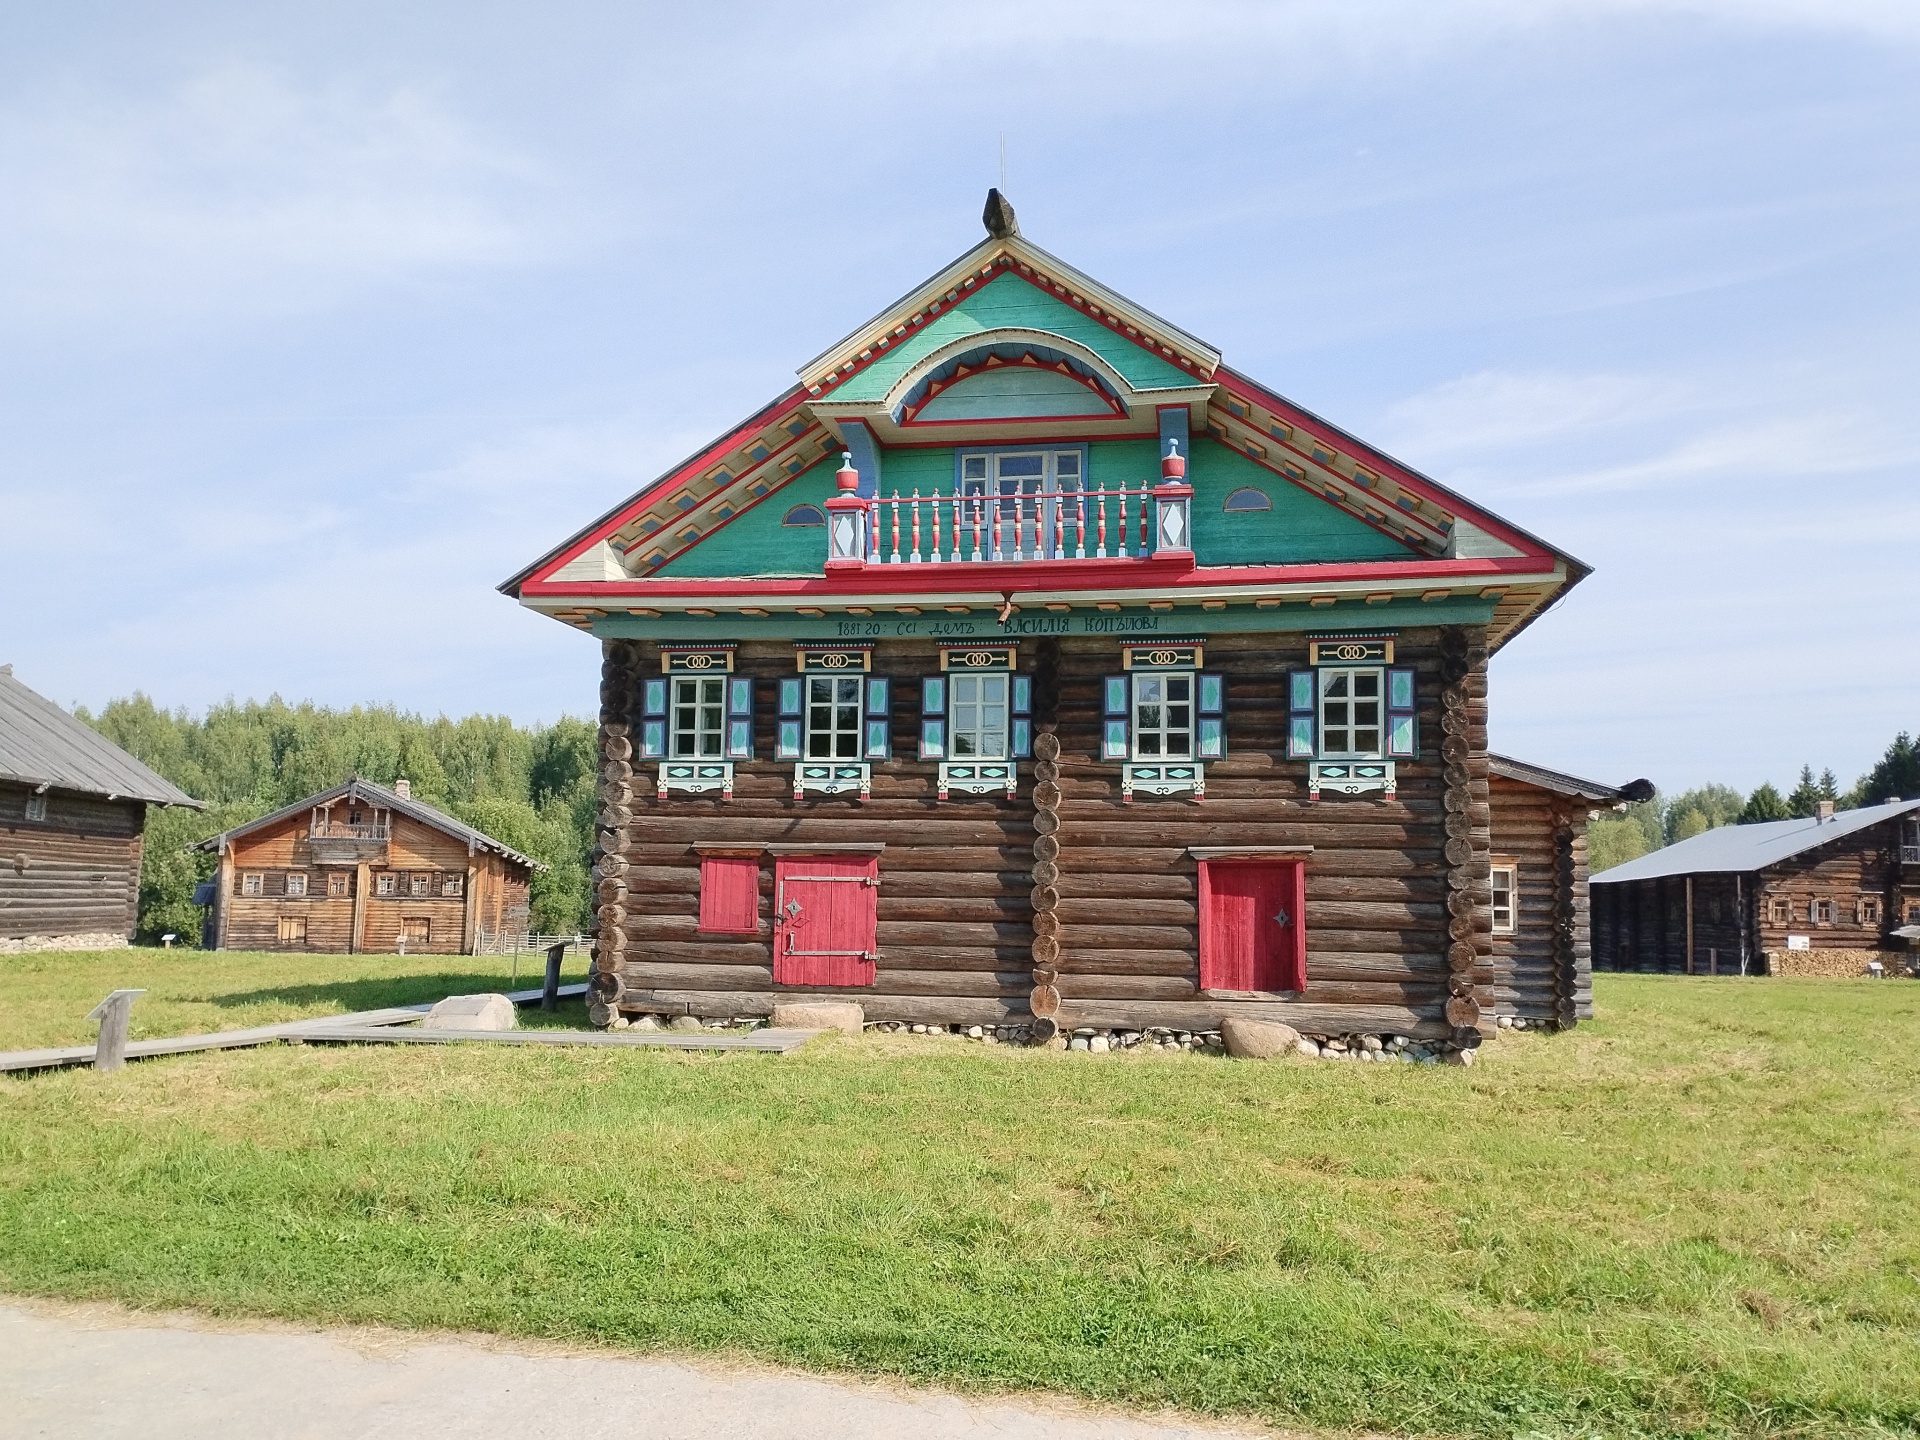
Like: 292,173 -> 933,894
1,1 -> 1913,794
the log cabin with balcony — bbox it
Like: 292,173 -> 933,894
196,777 -> 542,954
502,191 -> 1634,1046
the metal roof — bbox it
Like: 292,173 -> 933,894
1488,753 -> 1652,805
195,776 -> 546,872
0,666 -> 202,808
1590,798 -> 1920,884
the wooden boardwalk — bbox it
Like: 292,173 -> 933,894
0,983 -> 814,1075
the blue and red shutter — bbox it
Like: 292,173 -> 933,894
775,677 -> 803,760
918,676 -> 946,760
1101,675 -> 1129,760
1287,670 -> 1316,758
640,677 -> 668,759
726,677 -> 754,760
1385,666 -> 1417,758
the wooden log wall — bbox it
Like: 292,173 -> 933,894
1486,776 -> 1596,1025
589,639 -> 640,1027
607,624 -> 1491,1039
0,781 -> 145,942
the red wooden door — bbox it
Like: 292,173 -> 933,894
772,853 -> 879,987
1198,859 -> 1306,992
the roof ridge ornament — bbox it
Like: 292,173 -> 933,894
983,188 -> 1018,239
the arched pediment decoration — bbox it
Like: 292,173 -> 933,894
885,328 -> 1134,426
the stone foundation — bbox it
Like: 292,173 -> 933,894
1764,948 -> 1914,979
0,932 -> 130,955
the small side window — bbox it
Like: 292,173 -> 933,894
1811,898 -> 1835,925
782,504 -> 825,527
410,874 -> 431,896
1767,896 -> 1790,925
1858,896 -> 1881,925
442,874 -> 464,897
23,794 -> 47,822
376,874 -> 396,897
328,873 -> 350,897
1490,865 -> 1517,934
284,872 -> 308,897
242,873 -> 263,897
1223,486 -> 1270,512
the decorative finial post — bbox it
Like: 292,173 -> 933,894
825,452 -> 868,570
983,188 -> 1019,239
1152,438 -> 1194,565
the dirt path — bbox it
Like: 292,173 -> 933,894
3,1298 -> 1280,1439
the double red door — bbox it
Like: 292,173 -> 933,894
1198,859 -> 1306,993
772,853 -> 879,987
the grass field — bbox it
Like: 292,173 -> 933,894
1,952 -> 1916,1438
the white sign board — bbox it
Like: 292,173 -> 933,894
1786,934 -> 1811,950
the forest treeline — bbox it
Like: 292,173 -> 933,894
1588,731 -> 1920,873
81,696 -> 599,945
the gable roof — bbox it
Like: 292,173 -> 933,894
194,777 -> 546,871
0,666 -> 201,808
1590,799 -> 1920,884
1490,753 -> 1652,805
502,196 -> 1586,651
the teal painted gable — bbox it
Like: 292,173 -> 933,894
1187,439 -> 1413,564
654,436 -> 1410,578
653,456 -> 838,577
832,272 -> 1190,402
917,365 -> 1110,420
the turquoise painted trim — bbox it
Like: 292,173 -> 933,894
653,456 -> 840,578
832,272 -> 1190,402
916,366 -> 1108,420
592,597 -> 1497,643
1188,439 -> 1411,565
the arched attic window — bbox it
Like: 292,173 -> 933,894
1224,486 -> 1271,512
782,504 -> 825,527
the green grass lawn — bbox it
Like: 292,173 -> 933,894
1,954 -> 1915,1439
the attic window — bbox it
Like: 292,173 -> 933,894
783,504 -> 825,527
1223,487 -> 1270,512
23,794 -> 46,822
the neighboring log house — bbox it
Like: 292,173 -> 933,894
502,190 -> 1639,1044
0,664 -> 203,951
196,778 -> 542,954
1592,798 -> 1920,977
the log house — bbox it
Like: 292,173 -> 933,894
0,665 -> 203,950
195,778 -> 543,954
502,192 -> 1636,1043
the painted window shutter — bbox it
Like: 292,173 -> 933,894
1386,666 -> 1417,758
776,677 -> 804,760
918,676 -> 946,760
1287,670 -> 1316,759
697,855 -> 759,933
726,677 -> 754,760
1196,671 -> 1226,759
1101,675 -> 1129,761
864,677 -> 892,760
1010,673 -> 1033,759
640,677 -> 668,759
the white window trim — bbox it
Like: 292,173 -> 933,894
242,873 -> 263,897
948,671 -> 1011,763
284,872 -> 308,897
956,449 -> 1087,561
804,674 -> 865,761
1317,665 -> 1386,761
376,874 -> 396,897
1490,864 -> 1517,935
670,673 -> 728,760
1130,670 -> 1196,764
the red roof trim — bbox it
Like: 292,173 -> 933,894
1211,368 -> 1552,559
522,553 -> 1556,601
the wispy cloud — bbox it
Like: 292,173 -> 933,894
0,63 -> 560,327
1518,413 -> 1920,496
1380,370 -> 1689,458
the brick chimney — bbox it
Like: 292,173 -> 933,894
394,778 -> 411,800
1815,799 -> 1834,823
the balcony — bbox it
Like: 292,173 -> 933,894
825,475 -> 1194,572
307,819 -> 390,867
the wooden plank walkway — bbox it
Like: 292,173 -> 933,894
294,1025 -> 817,1053
0,983 -> 593,1075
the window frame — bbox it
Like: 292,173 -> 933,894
375,873 -> 396,897
1811,898 -> 1836,925
1768,896 -> 1790,925
670,673 -> 728,759
804,673 -> 866,761
442,874 -> 464,897
1317,666 -> 1385,760
22,794 -> 46,822
241,872 -> 263,897
947,671 -> 1011,762
1222,486 -> 1271,512
1130,670 -> 1195,762
284,872 -> 308,898
1857,895 -> 1881,925
1490,863 -> 1517,935
327,873 -> 350,898
953,447 -> 1089,559
277,914 -> 307,943
409,874 -> 431,897
781,503 -> 825,527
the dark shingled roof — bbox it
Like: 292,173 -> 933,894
0,666 -> 202,808
1488,753 -> 1652,805
195,776 -> 545,872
